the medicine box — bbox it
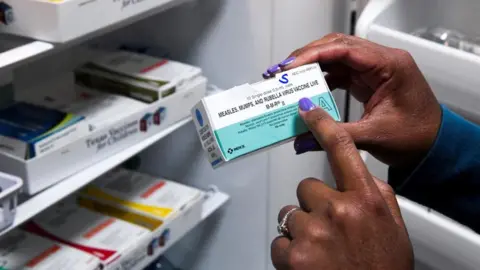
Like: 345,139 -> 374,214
22,85 -> 148,132
0,0 -> 182,42
24,197 -> 153,270
0,76 -> 207,194
79,168 -> 204,257
192,63 -> 340,168
75,50 -> 202,103
0,229 -> 101,270
0,102 -> 89,160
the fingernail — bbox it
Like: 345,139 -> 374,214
262,71 -> 271,79
267,64 -> 281,74
294,138 -> 319,155
279,56 -> 296,67
298,97 -> 316,112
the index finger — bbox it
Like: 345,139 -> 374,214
298,98 -> 378,193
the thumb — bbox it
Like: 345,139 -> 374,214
294,121 -> 372,154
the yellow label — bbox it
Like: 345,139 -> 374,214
78,197 -> 163,231
81,186 -> 174,218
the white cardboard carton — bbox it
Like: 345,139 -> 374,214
0,77 -> 207,194
0,229 -> 101,270
0,0 -> 183,42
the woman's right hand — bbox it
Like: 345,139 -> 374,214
265,33 -> 442,168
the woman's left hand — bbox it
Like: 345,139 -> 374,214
271,98 -> 414,270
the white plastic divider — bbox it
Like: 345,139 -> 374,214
0,117 -> 193,238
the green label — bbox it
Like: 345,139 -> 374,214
214,92 -> 340,160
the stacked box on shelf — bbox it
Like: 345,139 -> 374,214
78,168 -> 205,259
23,197 -> 154,270
0,73 -> 207,194
76,50 -> 202,103
0,229 -> 101,270
0,0 -> 183,42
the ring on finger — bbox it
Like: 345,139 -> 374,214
277,207 -> 301,237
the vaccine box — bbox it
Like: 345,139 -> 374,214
75,51 -> 202,103
22,86 -> 148,132
24,197 -> 152,270
79,168 -> 204,223
0,229 -> 101,270
191,63 -> 340,168
0,102 -> 88,160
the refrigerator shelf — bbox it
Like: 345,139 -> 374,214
357,0 -> 480,120
0,36 -> 53,78
0,117 -> 193,238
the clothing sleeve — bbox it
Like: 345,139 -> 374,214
389,104 -> 480,232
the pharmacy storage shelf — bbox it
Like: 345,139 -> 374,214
1,0 -> 192,43
0,117 -> 192,238
0,37 -> 53,78
133,190 -> 230,270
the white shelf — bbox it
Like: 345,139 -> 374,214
132,190 -> 230,270
0,37 -> 53,78
0,117 -> 193,238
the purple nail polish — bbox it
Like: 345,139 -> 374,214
295,138 -> 319,155
298,98 -> 316,112
279,57 -> 296,67
267,64 -> 281,74
262,72 -> 271,79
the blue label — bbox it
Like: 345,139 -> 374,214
214,92 -> 340,160
195,109 -> 204,127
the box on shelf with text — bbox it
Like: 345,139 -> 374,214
78,168 -> 204,257
0,102 -> 89,160
75,50 -> 202,103
24,197 -> 154,270
0,77 -> 207,194
0,229 -> 101,270
0,0 -> 182,42
21,85 -> 148,132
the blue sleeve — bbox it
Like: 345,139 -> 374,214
389,105 -> 480,232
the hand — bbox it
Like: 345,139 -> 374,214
265,33 -> 442,168
271,101 -> 414,270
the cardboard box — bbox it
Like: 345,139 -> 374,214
79,168 -> 204,257
0,77 -> 207,194
22,86 -> 148,132
0,102 -> 89,160
0,0 -> 183,42
75,51 -> 202,103
24,197 -> 152,270
0,229 -> 101,270
192,63 -> 340,168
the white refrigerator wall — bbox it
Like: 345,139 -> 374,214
99,1 -> 348,269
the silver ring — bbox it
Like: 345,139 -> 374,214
277,207 -> 300,237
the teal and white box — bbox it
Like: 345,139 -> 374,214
191,63 -> 340,168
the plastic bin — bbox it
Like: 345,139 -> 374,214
0,171 -> 22,232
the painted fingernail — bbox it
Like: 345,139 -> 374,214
267,64 -> 281,74
294,138 -> 319,155
279,56 -> 296,67
298,97 -> 316,112
262,71 -> 272,79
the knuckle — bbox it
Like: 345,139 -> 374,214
331,202 -> 363,223
287,248 -> 309,268
296,178 -> 316,197
304,220 -> 329,241
325,130 -> 354,149
363,195 -> 390,217
324,32 -> 345,41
